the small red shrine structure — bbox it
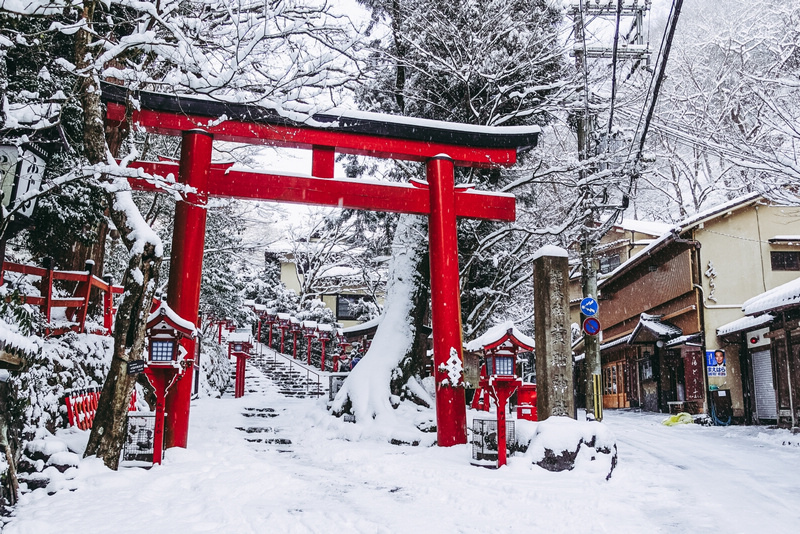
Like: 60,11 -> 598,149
466,321 -> 535,414
227,330 -> 253,398
466,322 -> 535,467
143,302 -> 196,464
102,82 -> 538,450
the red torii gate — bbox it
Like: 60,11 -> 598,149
101,83 -> 539,449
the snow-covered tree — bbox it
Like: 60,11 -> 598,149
1,0 -> 360,469
328,0 -> 572,431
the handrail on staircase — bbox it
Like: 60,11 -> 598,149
259,344 -> 322,395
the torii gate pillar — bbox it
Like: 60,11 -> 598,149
427,155 -> 467,446
165,129 -> 213,449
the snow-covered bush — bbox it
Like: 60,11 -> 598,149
296,298 -> 336,325
198,336 -> 232,398
10,333 -> 113,436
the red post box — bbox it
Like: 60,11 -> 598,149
516,383 -> 538,421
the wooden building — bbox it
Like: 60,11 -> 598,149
590,194 -> 800,420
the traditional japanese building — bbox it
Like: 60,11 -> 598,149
592,194 -> 800,421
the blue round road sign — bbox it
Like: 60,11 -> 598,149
580,297 -> 599,317
583,317 -> 601,336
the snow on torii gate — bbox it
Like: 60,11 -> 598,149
101,83 -> 539,449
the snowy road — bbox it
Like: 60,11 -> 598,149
5,363 -> 800,534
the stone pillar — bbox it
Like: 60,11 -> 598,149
533,246 -> 574,420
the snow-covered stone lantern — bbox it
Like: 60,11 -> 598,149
144,302 -> 197,465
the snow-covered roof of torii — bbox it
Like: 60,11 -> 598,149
101,82 -> 540,154
465,321 -> 534,353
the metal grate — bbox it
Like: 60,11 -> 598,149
471,418 -> 515,465
123,413 -> 158,463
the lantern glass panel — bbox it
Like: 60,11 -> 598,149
234,343 -> 243,352
492,356 -> 515,376
151,340 -> 175,362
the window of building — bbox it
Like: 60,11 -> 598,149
336,295 -> 364,321
599,253 -> 621,274
771,251 -> 800,271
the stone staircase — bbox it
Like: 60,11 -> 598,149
253,353 -> 326,399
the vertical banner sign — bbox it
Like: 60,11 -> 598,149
706,349 -> 727,377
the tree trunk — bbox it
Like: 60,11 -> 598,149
75,7 -> 164,469
330,215 -> 432,421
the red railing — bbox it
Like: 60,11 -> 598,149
64,387 -> 137,430
0,258 -> 123,336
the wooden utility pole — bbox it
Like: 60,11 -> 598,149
570,0 -> 651,420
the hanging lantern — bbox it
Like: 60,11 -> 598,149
486,354 -> 515,377
0,144 -> 47,219
146,302 -> 196,366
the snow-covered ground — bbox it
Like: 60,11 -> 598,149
5,363 -> 800,533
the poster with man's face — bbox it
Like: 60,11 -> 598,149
706,349 -> 727,377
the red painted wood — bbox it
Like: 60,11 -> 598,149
312,145 -> 335,178
427,156 -> 467,447
124,161 -> 515,222
164,130 -> 213,450
107,103 -> 518,167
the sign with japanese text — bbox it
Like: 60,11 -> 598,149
706,349 -> 726,377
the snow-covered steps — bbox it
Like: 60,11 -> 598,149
252,356 -> 326,399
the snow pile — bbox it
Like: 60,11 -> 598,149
532,244 -> 569,260
524,417 -> 617,480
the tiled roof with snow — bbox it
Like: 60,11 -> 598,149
599,334 -> 631,351
617,219 -> 673,237
342,316 -> 381,334
464,321 -> 535,352
717,314 -> 774,336
743,277 -> 800,316
601,194 -> 766,287
147,301 -> 197,334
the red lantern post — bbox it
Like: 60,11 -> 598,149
480,354 -> 521,468
228,330 -> 253,398
302,321 -> 318,366
290,319 -> 302,359
277,314 -> 291,354
265,312 -> 278,348
318,324 -> 332,371
143,302 -> 196,464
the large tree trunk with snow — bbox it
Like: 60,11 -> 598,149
330,215 -> 432,423
75,15 -> 163,469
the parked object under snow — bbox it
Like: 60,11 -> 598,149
524,417 -> 618,480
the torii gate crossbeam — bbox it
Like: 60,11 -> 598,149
101,83 -> 539,449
